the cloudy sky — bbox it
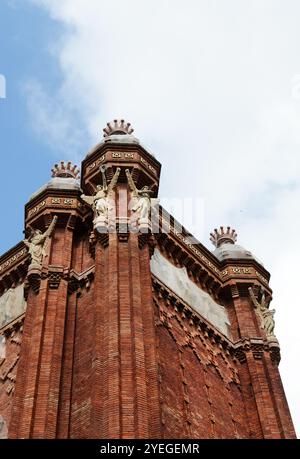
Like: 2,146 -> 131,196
0,0 -> 299,436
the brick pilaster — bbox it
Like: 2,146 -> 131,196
90,232 -> 161,438
9,226 -> 75,438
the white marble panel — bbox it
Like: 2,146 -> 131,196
150,249 -> 230,337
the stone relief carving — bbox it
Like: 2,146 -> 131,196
81,166 -> 121,227
248,287 -> 276,339
23,215 -> 58,269
150,249 -> 230,337
0,285 -> 27,329
126,169 -> 154,221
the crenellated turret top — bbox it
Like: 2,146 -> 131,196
210,226 -> 263,265
103,119 -> 134,137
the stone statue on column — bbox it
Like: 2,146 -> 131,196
125,169 -> 153,222
81,166 -> 121,230
248,287 -> 276,339
24,215 -> 58,269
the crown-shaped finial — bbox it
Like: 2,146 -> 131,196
210,226 -> 237,248
103,119 -> 134,137
51,161 -> 80,179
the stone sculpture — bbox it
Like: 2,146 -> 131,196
125,169 -> 153,221
81,166 -> 121,227
24,216 -> 58,269
248,287 -> 276,338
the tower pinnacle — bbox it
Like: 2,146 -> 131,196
210,226 -> 237,248
103,119 -> 134,137
51,161 -> 80,179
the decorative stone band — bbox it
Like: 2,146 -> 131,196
26,265 -> 95,293
85,152 -> 159,177
152,276 -> 280,364
158,225 -> 270,291
87,154 -> 106,171
0,249 -> 27,275
170,227 -> 222,277
234,337 -> 280,365
0,313 -> 25,336
68,266 -> 95,293
26,196 -> 82,221
27,200 -> 46,218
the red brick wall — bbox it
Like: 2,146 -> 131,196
4,225 -> 296,439
154,295 -> 249,438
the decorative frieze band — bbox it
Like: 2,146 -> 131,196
0,249 -> 27,274
27,200 -> 46,218
26,265 -> 95,293
86,151 -> 158,176
159,226 -> 270,291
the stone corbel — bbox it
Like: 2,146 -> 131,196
234,337 -> 281,365
27,265 -> 42,294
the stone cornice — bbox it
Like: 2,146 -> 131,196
25,187 -> 86,226
81,142 -> 161,195
0,313 -> 25,336
0,242 -> 29,290
156,206 -> 271,293
25,263 -> 96,294
0,242 -> 27,275
82,141 -> 161,176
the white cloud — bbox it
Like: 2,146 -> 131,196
23,78 -> 88,160
27,0 -> 300,436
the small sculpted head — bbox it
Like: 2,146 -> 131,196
30,229 -> 42,241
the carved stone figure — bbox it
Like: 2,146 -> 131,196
81,166 -> 121,223
23,216 -> 58,269
248,287 -> 276,338
125,169 -> 153,220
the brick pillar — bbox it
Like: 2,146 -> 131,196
9,223 -> 75,438
228,282 -> 296,439
90,231 -> 161,438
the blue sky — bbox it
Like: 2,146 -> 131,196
0,0 -> 299,436
0,1 -> 89,254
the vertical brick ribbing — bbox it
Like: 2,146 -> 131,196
44,281 -> 69,437
119,240 -> 135,437
107,234 -> 121,438
247,354 -> 282,438
231,295 -> 258,338
263,353 -> 296,438
237,361 -> 263,438
9,227 -> 74,438
129,235 -> 150,438
90,242 -> 104,438
90,233 -> 161,439
139,244 -> 161,438
17,280 -> 48,438
228,292 -> 296,439
56,291 -> 77,438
